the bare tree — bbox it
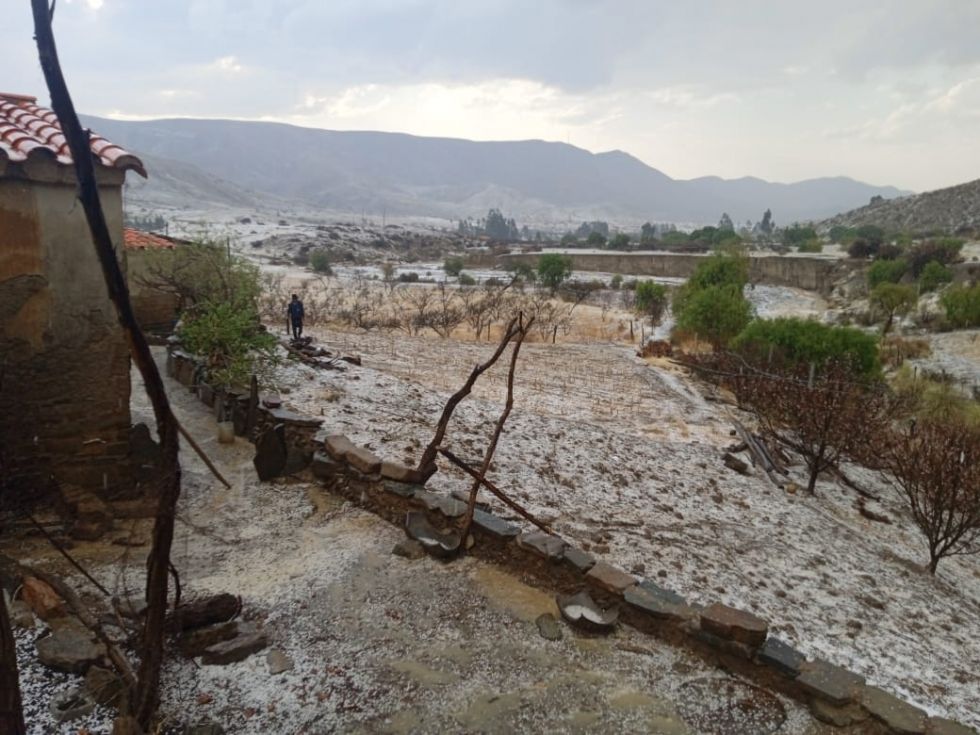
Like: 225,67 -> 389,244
423,282 -> 466,338
883,419 -> 980,574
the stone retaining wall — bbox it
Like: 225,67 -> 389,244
165,344 -> 975,735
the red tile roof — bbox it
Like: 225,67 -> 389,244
0,93 -> 146,177
124,228 -> 176,250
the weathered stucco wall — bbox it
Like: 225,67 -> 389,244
497,251 -> 848,294
125,249 -> 179,332
0,176 -> 132,498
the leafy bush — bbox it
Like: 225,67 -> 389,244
733,318 -> 881,379
458,272 -> 476,286
918,261 -> 953,293
180,302 -> 278,389
782,224 -> 818,246
687,252 -> 749,292
847,238 -> 878,258
870,283 -> 917,335
586,231 -> 607,247
674,285 -> 752,349
537,253 -> 574,291
443,256 -> 465,277
856,224 -> 885,244
310,249 -> 332,274
942,284 -> 980,328
907,238 -> 963,277
634,281 -> 669,324
875,243 -> 904,260
398,272 -> 420,283
797,239 -> 823,253
610,274 -> 624,290
609,233 -> 630,250
830,225 -> 859,244
867,258 -> 908,288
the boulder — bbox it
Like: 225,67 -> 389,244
37,622 -> 107,673
21,576 -> 65,620
202,631 -> 268,665
170,594 -> 240,631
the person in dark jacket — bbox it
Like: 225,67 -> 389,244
287,294 -> 305,339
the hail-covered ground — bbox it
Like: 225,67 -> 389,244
279,324 -> 980,730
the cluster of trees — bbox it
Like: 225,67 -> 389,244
689,322 -> 980,574
125,211 -> 168,232
457,209 -> 521,240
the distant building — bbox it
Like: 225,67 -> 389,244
123,227 -> 181,333
0,92 -> 147,500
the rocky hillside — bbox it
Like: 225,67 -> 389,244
821,178 -> 980,235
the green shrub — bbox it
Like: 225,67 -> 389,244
856,224 -> 885,244
907,239 -> 963,277
586,231 -> 607,247
870,283 -> 917,335
310,249 -> 332,274
847,238 -> 878,258
180,302 -> 278,389
443,256 -> 465,277
830,225 -> 859,244
797,239 -> 823,253
733,318 -> 881,379
398,272 -> 420,283
942,284 -> 980,328
867,258 -> 908,288
610,274 -> 624,290
674,285 -> 752,349
458,272 -> 476,286
918,261 -> 953,293
782,224 -> 818,246
537,253 -> 574,291
609,233 -> 630,250
634,281 -> 669,324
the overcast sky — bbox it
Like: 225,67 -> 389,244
6,0 -> 979,192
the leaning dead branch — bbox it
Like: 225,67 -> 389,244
32,3 -> 182,726
439,447 -> 553,535
416,315 -> 522,478
460,314 -> 534,539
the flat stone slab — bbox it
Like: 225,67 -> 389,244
381,461 -> 424,484
472,509 -> 519,538
699,602 -> 768,647
796,659 -> 865,706
624,581 -> 689,622
382,479 -> 419,498
556,590 -> 619,631
202,631 -> 268,665
266,649 -> 294,675
404,512 -> 461,559
517,532 -> 566,562
563,546 -> 596,573
324,434 -> 355,461
178,621 -> 239,658
861,686 -> 927,735
312,451 -> 344,480
37,623 -> 106,673
756,636 -> 806,678
267,407 -> 323,428
416,491 -> 467,518
346,445 -> 382,475
585,561 -> 638,595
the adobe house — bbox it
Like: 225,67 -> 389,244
124,227 -> 181,333
0,92 -> 147,502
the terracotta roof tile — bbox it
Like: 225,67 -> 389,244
0,93 -> 146,177
124,228 -> 176,250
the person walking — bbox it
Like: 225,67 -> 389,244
287,294 -> 305,339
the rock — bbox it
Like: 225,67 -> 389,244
417,492 -> 467,518
471,509 -> 519,539
253,424 -> 287,481
341,354 -> 362,366
202,631 -> 268,665
283,445 -> 310,475
49,687 -> 96,723
404,512 -> 461,559
346,445 -> 382,475
585,561 -> 638,595
71,519 -> 111,541
451,488 -> 493,508
563,546 -> 597,573
22,576 -> 65,620
796,659 -> 865,706
535,613 -> 563,641
630,562 -> 646,575
324,434 -> 355,461
723,452 -> 750,475
178,621 -> 240,657
37,623 -> 106,673
809,699 -> 870,727
624,581 -> 689,622
8,599 -> 35,629
392,539 -> 426,560
784,482 -> 800,494
381,461 -> 424,484
312,450 -> 344,480
756,636 -> 805,678
382,479 -> 420,498
861,686 -> 927,734
85,665 -> 127,707
926,717 -> 977,735
556,590 -> 619,631
171,594 -> 240,631
261,393 -> 283,409
699,603 -> 768,647
517,532 -> 566,562
267,649 -> 294,675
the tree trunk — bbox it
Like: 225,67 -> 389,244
806,463 -> 819,494
0,594 -> 26,735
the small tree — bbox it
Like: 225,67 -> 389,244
537,253 -> 573,292
941,284 -> 980,328
870,283 -> 917,335
443,256 -> 465,277
883,419 -> 980,574
674,285 -> 751,349
634,281 -> 668,325
867,258 -> 908,288
610,233 -> 630,250
180,302 -> 278,388
310,249 -> 332,274
918,261 -> 953,293
587,231 -> 607,247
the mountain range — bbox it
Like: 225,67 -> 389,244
85,115 -> 909,226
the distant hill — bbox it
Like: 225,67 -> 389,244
86,115 -> 908,225
821,178 -> 980,235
